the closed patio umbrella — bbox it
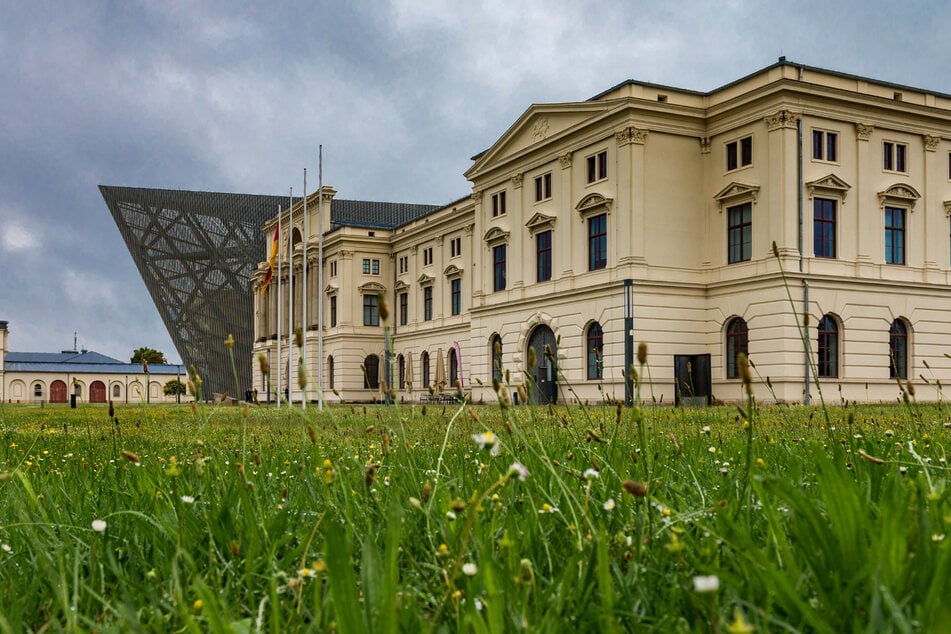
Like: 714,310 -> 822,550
405,351 -> 414,394
435,348 -> 446,393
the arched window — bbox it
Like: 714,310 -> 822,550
112,384 -> 121,398
586,322 -> 603,380
889,319 -> 909,379
726,317 -> 749,379
421,351 -> 431,389
364,354 -> 380,389
490,335 -> 503,384
328,355 -> 335,390
449,348 -> 458,389
33,383 -> 43,398
817,315 -> 839,378
398,354 -> 406,390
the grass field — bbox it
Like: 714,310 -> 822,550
1,391 -> 949,632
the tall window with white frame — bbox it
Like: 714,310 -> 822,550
817,314 -> 838,378
330,295 -> 337,327
535,173 -> 552,201
536,229 -> 552,282
889,319 -> 908,379
885,207 -> 905,265
812,130 -> 838,162
586,322 -> 603,380
727,203 -> 752,263
491,191 -> 506,217
450,278 -> 461,316
399,292 -> 408,326
814,198 -> 836,258
423,286 -> 433,321
362,294 -> 379,326
586,151 -> 607,183
726,317 -> 749,379
726,136 -> 752,171
883,141 -> 907,172
588,214 -> 606,270
493,244 -> 506,292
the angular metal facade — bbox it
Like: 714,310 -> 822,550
100,186 -> 298,399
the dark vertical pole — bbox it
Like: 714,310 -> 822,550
624,278 -> 634,406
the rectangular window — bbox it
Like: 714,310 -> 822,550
330,295 -> 337,328
423,286 -> 433,321
948,152 -> 951,180
399,292 -> 408,326
586,151 -> 608,183
812,130 -> 838,162
493,244 -> 507,292
330,260 -> 337,277
362,258 -> 371,274
813,198 -> 836,258
536,229 -> 552,282
726,136 -> 753,171
884,141 -> 908,172
588,214 -> 607,270
450,278 -> 461,315
423,247 -> 433,266
492,191 -> 506,217
450,237 -> 461,258
534,173 -> 552,201
727,203 -> 752,263
371,259 -> 380,275
362,294 -> 379,326
885,207 -> 906,265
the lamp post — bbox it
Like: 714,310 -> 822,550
624,279 -> 634,407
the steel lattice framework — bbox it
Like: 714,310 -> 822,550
100,186 -> 298,399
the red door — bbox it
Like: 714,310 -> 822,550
90,381 -> 107,403
50,380 -> 67,403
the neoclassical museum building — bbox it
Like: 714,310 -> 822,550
251,58 -> 951,405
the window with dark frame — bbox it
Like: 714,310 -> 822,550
450,237 -> 462,258
421,351 -> 431,388
399,292 -> 408,326
535,172 -> 552,201
586,322 -> 603,380
330,260 -> 337,277
398,354 -> 405,390
328,356 -> 334,389
726,136 -> 753,171
813,198 -> 836,258
885,207 -> 906,265
588,214 -> 607,270
586,151 -> 608,183
727,202 -> 752,263
889,319 -> 908,379
812,130 -> 838,162
536,229 -> 552,282
726,317 -> 749,379
493,244 -> 506,291
423,247 -> 433,266
330,295 -> 337,327
371,259 -> 380,275
364,354 -> 379,389
362,258 -> 371,274
450,278 -> 461,316
423,286 -> 433,321
817,315 -> 839,378
492,191 -> 506,217
884,141 -> 908,172
363,294 -> 379,326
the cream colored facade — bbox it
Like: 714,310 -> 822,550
0,321 -> 187,405
253,59 -> 951,404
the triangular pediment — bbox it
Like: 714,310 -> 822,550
525,212 -> 557,231
806,174 -> 851,199
358,281 -> 386,293
483,227 -> 510,244
714,182 -> 760,210
324,284 -> 338,294
394,279 -> 409,292
443,264 -> 463,277
417,273 -> 434,285
466,101 -> 621,179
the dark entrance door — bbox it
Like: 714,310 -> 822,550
50,380 -> 67,403
527,325 -> 557,404
674,354 -> 712,406
90,381 -> 107,403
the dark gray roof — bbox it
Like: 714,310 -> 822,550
330,199 -> 442,230
5,350 -> 184,375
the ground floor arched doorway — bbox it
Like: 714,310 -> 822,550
90,381 -> 107,403
527,325 -> 557,404
50,380 -> 67,403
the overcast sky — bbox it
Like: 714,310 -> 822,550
2,0 -> 950,363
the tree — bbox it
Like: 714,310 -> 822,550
163,379 -> 186,396
131,347 -> 167,364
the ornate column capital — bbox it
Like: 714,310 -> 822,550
616,126 -> 648,146
855,122 -> 874,140
924,135 -> 941,151
511,173 -> 523,189
471,189 -> 483,202
765,109 -> 798,131
559,152 -> 573,169
699,137 -> 711,154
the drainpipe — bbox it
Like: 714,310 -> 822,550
797,115 -> 811,405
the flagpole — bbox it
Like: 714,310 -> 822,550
288,187 -> 294,408
317,145 -> 324,411
302,168 -> 308,410
276,203 -> 282,408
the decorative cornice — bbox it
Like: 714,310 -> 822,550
511,173 -> 523,189
856,123 -> 873,140
924,135 -> 941,151
394,280 -> 409,292
878,183 -> 921,211
324,284 -> 338,294
616,126 -> 648,146
714,182 -> 760,212
559,152 -> 573,169
525,212 -> 557,233
805,174 -> 852,200
765,110 -> 799,131
443,264 -> 463,278
358,281 -> 386,293
575,192 -> 613,218
699,137 -> 711,154
416,273 -> 434,285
